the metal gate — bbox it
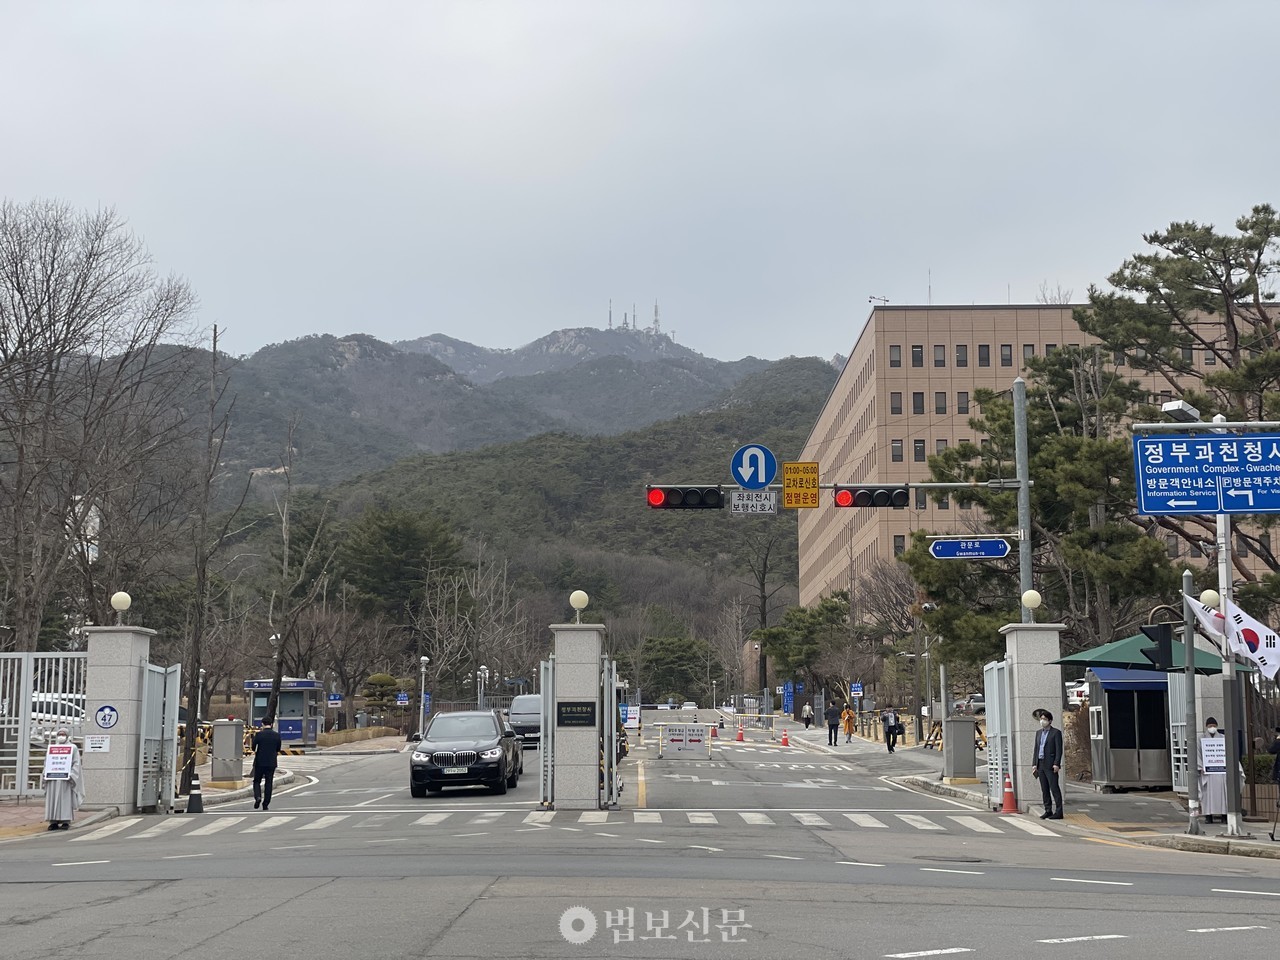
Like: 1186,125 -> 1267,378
539,654 -> 555,807
602,656 -> 620,807
137,662 -> 181,812
1168,671 -> 1189,795
983,658 -> 1012,810
0,653 -> 88,798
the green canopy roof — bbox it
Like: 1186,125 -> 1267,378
1053,633 -> 1242,675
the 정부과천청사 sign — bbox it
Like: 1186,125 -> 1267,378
556,700 -> 597,727
1133,433 -> 1280,516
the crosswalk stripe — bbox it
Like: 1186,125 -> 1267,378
577,811 -> 608,824
130,819 -> 187,839
241,816 -> 296,833
844,813 -> 887,828
948,815 -> 1003,834
468,812 -> 506,824
896,814 -> 945,831
185,817 -> 245,836
632,811 -> 662,824
522,812 -> 555,824
412,813 -> 452,826
1003,817 -> 1059,837
739,812 -> 774,825
686,812 -> 718,824
70,818 -> 142,841
297,815 -> 349,831
792,812 -> 830,827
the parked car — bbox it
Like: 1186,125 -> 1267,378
508,693 -> 542,749
681,701 -> 698,710
952,693 -> 985,715
409,710 -> 522,797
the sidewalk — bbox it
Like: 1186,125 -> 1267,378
0,735 -> 405,841
778,716 -> 1280,860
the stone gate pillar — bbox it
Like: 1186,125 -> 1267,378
550,622 -> 604,810
82,626 -> 154,814
999,621 -> 1065,813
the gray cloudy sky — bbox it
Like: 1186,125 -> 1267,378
4,2 -> 1275,363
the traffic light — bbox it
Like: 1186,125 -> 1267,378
1139,623 -> 1174,671
646,485 -> 725,509
832,484 -> 910,508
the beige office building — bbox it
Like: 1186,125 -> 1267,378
799,304 -> 1167,606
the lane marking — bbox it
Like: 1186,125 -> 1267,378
1003,818 -> 1059,837
740,812 -> 774,825
688,844 -> 722,852
1211,889 -> 1280,898
687,812 -> 718,824
633,811 -> 662,824
53,860 -> 109,866
412,813 -> 452,826
271,844 -> 316,850
469,812 -> 507,824
793,813 -> 830,826
920,867 -> 985,875
69,818 -> 142,842
522,812 -> 555,824
1189,926 -> 1270,932
1036,936 -> 1127,943
163,853 -> 211,860
595,832 -> 621,838
451,832 -> 488,837
637,760 -> 646,807
364,837 -> 407,843
186,817 -> 245,836
845,813 -> 887,828
765,854 -> 803,860
947,815 -> 1002,834
836,860 -> 884,867
636,838 -> 664,844
297,815 -> 349,831
880,776 -> 977,808
558,827 -> 582,832
354,793 -> 395,807
129,819 -> 187,840
897,815 -> 945,831
1050,878 -> 1133,886
885,949 -> 972,958
577,811 -> 608,824
240,816 -> 296,833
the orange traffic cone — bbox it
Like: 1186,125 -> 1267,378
710,723 -> 718,738
999,773 -> 1018,814
780,729 -> 790,746
735,723 -> 744,742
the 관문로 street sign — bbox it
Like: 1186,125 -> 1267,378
928,538 -> 1011,560
729,489 -> 778,515
1133,433 -> 1280,515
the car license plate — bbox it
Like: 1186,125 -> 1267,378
442,766 -> 468,774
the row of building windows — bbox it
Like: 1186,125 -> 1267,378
889,343 -> 1073,369
890,391 -> 971,416
1166,533 -> 1269,559
890,438 -> 972,462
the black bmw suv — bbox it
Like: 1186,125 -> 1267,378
409,710 -> 522,797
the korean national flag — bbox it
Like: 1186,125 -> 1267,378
1183,594 -> 1229,646
1225,599 -> 1280,681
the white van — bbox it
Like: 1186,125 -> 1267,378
30,693 -> 87,737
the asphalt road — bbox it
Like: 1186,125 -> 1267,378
3,719 -> 1279,959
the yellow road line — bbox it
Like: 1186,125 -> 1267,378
1083,836 -> 1148,850
636,761 -> 647,808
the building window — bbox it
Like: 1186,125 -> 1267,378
936,439 -> 948,454
1205,350 -> 1216,366
938,494 -> 949,510
1167,535 -> 1179,559
1114,350 -> 1125,366
911,345 -> 924,368
891,439 -> 903,462
915,488 -> 927,510
1181,346 -> 1194,364
1262,533 -> 1272,556
1159,390 -> 1173,404
1000,344 -> 1013,367
1023,344 -> 1035,361
934,345 -> 946,368
980,437 -> 991,448
1190,540 -> 1202,558
956,344 -> 968,367
890,392 -> 902,415
1237,535 -> 1249,557
957,391 -> 970,414
893,535 -> 905,556
914,440 -> 926,462
935,392 -> 947,414
890,345 -> 902,367
978,344 -> 991,367
913,392 -> 925,415
1046,343 -> 1057,355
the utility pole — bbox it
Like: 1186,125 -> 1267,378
1013,378 -> 1034,622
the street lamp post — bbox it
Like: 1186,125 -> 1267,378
477,664 -> 489,710
712,679 -> 717,711
197,668 -> 206,725
418,656 -> 429,736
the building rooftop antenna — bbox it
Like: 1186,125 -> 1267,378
653,301 -> 661,335
608,299 -> 613,330
869,296 -> 889,305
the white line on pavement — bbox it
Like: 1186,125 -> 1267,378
186,817 -> 245,836
1036,936 -> 1127,943
354,793 -> 395,807
163,853 -> 211,860
836,860 -> 884,867
1188,926 -> 1270,932
53,860 -> 109,866
1050,878 -> 1133,886
635,838 -> 664,843
897,815 -> 945,831
240,816 -> 295,833
69,818 -> 142,842
1003,818 -> 1059,837
1211,889 -> 1280,897
297,815 -> 349,831
765,854 -> 803,860
412,813 -> 452,825
129,819 -> 187,840
884,949 -> 972,958
920,868 -> 985,875
271,845 -> 316,850
632,811 -> 662,823
947,815 -> 1002,834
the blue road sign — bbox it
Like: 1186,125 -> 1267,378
850,682 -> 863,697
422,692 -> 432,714
929,538 -> 1011,560
1134,433 -> 1280,515
731,443 -> 778,490
396,692 -> 409,705
327,693 -> 343,704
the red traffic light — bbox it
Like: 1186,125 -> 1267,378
646,486 -> 725,509
833,488 -> 855,508
832,485 -> 910,509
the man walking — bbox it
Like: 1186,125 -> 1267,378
824,702 -> 841,746
881,707 -> 899,754
251,718 -> 283,811
1032,709 -> 1064,819
801,702 -> 814,730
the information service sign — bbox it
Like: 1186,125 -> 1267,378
1133,433 -> 1280,516
928,538 -> 1011,560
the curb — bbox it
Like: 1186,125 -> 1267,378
1132,833 -> 1280,860
894,774 -> 990,807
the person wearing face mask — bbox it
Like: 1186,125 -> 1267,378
42,728 -> 85,831
1031,710 -> 1064,820
1198,718 -> 1228,825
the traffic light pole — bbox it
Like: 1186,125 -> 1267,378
1182,568 -> 1201,835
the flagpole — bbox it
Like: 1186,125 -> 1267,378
1218,508 -> 1246,837
1182,569 -> 1201,835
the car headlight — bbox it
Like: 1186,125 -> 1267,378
480,747 -> 503,760
412,750 -> 431,761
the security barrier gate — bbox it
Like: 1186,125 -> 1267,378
983,658 -> 1012,810
0,653 -> 88,798
138,661 -> 181,812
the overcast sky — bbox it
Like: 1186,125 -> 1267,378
4,2 -> 1275,363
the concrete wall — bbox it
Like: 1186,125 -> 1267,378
550,623 -> 604,810
81,626 -> 154,814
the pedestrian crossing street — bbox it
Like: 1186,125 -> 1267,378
68,809 -> 1063,842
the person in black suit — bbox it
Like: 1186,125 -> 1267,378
251,718 -> 284,811
1032,710 -> 1064,819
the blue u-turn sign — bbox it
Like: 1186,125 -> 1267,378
731,444 -> 778,490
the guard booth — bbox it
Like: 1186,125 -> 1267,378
1086,667 -> 1172,790
244,677 -> 324,748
